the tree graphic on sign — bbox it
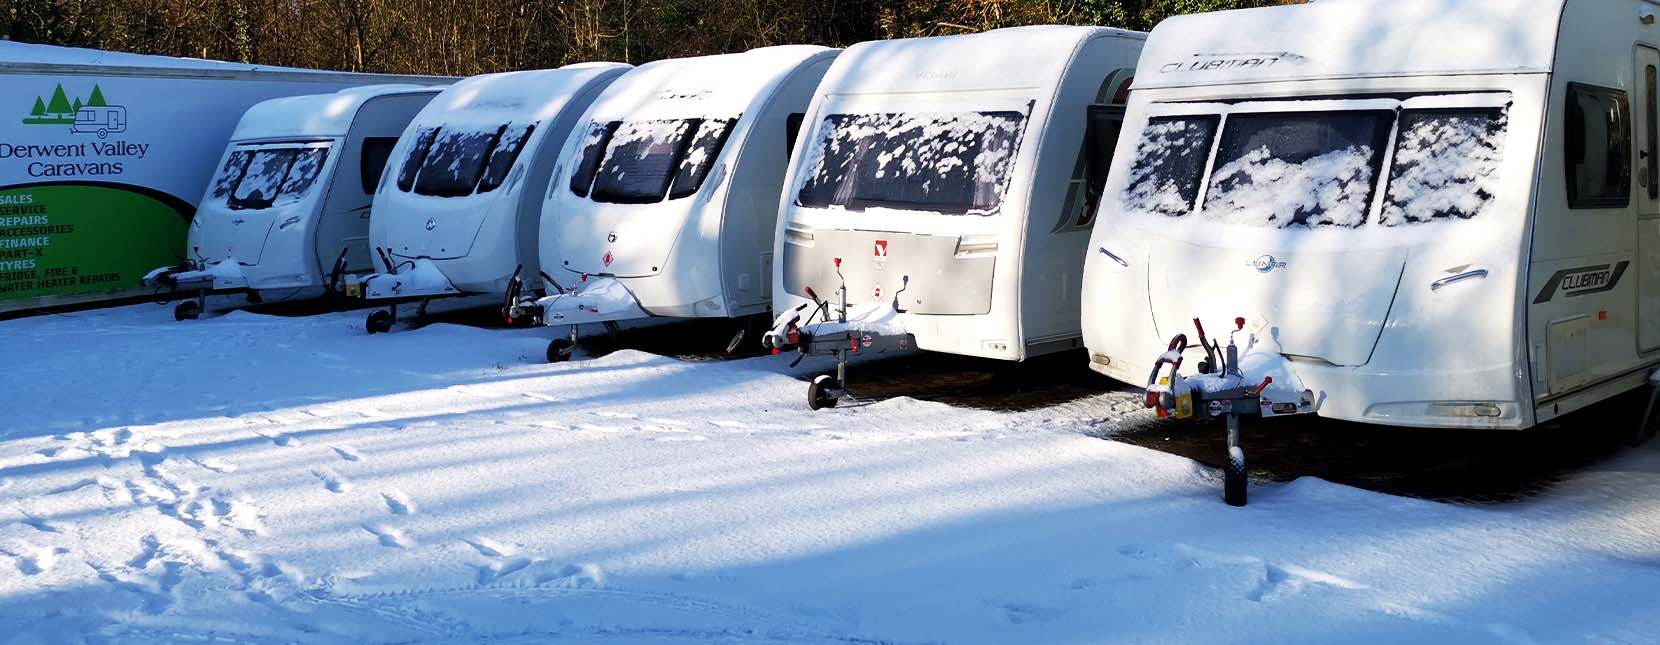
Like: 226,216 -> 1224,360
22,82 -> 106,126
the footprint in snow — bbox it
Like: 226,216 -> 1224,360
464,537 -> 515,558
708,420 -> 750,429
593,410 -> 640,420
332,445 -> 362,462
312,469 -> 351,493
190,457 -> 237,473
382,490 -> 416,515
362,523 -> 410,548
2,541 -> 69,576
477,557 -> 535,585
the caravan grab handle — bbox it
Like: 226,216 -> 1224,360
1431,269 -> 1489,292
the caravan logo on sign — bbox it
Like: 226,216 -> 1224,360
21,82 -> 129,139
873,239 -> 888,269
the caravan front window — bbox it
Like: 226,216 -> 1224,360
218,144 -> 333,210
1122,116 -> 1219,218
795,111 -> 1028,216
229,149 -> 298,210
1122,96 -> 1511,228
272,147 -> 329,207
1201,111 -> 1393,228
396,127 -> 439,193
414,127 -> 504,198
1381,109 -> 1508,225
210,151 -> 254,200
569,117 -> 737,202
670,119 -> 737,199
478,123 -> 536,193
589,120 -> 695,204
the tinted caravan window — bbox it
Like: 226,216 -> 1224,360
669,119 -> 736,199
796,111 -> 1028,216
478,122 -> 536,193
785,112 -> 805,158
1566,83 -> 1631,209
1201,110 -> 1393,228
569,121 -> 619,198
360,137 -> 399,194
590,120 -> 695,204
229,149 -> 299,210
1380,108 -> 1508,225
1078,105 -> 1125,226
210,150 -> 254,200
271,146 -> 330,207
1120,115 -> 1219,217
396,127 -> 439,192
414,126 -> 504,198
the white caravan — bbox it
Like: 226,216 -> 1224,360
1085,1 -> 1660,448
144,85 -> 441,320
525,46 -> 839,361
359,64 -> 629,333
760,26 -> 1144,408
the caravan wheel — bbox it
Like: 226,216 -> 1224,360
1224,447 -> 1248,507
173,301 -> 201,321
808,375 -> 839,411
365,309 -> 394,335
547,339 -> 575,363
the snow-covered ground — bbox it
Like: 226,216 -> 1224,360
2,304 -> 1658,643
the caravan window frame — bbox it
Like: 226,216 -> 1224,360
1119,94 -> 1512,229
214,141 -> 335,211
1564,82 -> 1632,209
569,116 -> 739,204
792,108 -> 1033,217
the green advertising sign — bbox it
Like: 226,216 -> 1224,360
0,184 -> 187,300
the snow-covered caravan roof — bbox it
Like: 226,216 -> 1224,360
412,63 -> 630,130
0,40 -> 445,83
1134,0 -> 1566,90
230,85 -> 441,141
818,25 -> 1143,96
583,45 -> 835,121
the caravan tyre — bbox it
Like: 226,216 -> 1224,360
1224,447 -> 1247,507
547,339 -> 574,363
808,375 -> 839,411
174,301 -> 201,321
366,309 -> 393,335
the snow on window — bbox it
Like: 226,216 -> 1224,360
414,126 -> 504,198
669,118 -> 736,199
1200,111 -> 1393,228
590,120 -> 695,204
229,149 -> 298,210
478,122 -> 536,193
1120,116 -> 1218,217
1381,109 -> 1507,225
396,127 -> 439,193
795,111 -> 1028,216
272,146 -> 330,207
210,150 -> 253,200
569,121 -> 618,198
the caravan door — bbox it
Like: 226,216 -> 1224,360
1637,45 -> 1660,352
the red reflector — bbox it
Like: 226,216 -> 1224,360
1599,310 -> 1608,321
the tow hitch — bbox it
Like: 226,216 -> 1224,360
1145,317 -> 1315,506
761,258 -> 912,410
